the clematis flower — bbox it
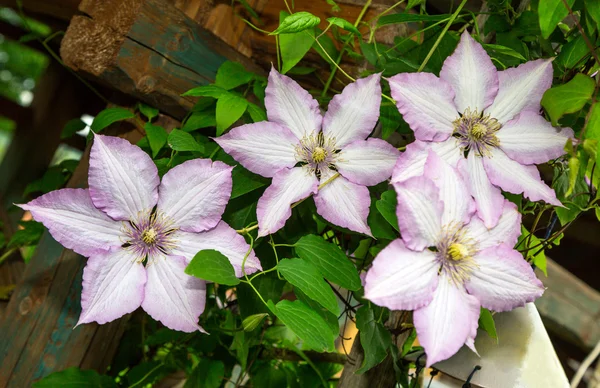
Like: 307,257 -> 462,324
364,152 -> 544,367
388,31 -> 573,228
19,135 -> 261,332
215,68 -> 399,237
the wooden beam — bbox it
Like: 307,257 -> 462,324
60,0 -> 263,120
535,258 -> 600,350
0,0 -> 81,22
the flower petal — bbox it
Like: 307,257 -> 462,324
483,148 -> 560,205
336,138 -> 400,186
388,72 -> 458,142
497,112 -> 573,165
322,74 -> 382,147
257,167 -> 318,237
214,121 -> 299,178
485,59 -> 554,124
364,239 -> 439,310
142,255 -> 207,333
19,188 -> 123,257
265,67 -> 322,139
424,151 -> 475,227
77,248 -> 146,325
393,176 -> 443,251
171,221 -> 262,277
391,138 -> 461,184
158,159 -> 233,233
314,169 -> 372,235
413,277 -> 480,367
89,134 -> 159,220
464,152 -> 505,228
439,31 -> 499,113
464,200 -> 522,251
466,245 -> 544,312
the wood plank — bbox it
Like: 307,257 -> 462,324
0,124 -> 142,387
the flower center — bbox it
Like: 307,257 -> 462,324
447,243 -> 469,261
453,108 -> 502,157
122,210 -> 178,261
295,131 -> 338,176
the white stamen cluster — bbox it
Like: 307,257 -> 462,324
453,108 -> 502,157
121,209 -> 178,262
295,131 -> 339,176
435,222 -> 479,286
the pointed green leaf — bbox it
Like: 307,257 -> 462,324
215,61 -> 254,90
278,258 -> 339,315
541,73 -> 595,125
242,313 -> 269,331
61,118 -> 86,139
216,93 -> 248,135
479,307 -> 498,341
271,11 -> 320,35
90,107 -> 135,133
327,17 -> 361,35
375,190 -> 399,232
167,129 -> 204,152
185,249 -> 240,285
182,111 -> 216,132
538,0 -> 575,39
294,235 -> 361,291
182,85 -> 227,98
137,103 -> 159,120
144,123 -> 167,158
356,305 -> 391,374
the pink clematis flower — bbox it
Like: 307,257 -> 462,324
19,135 -> 261,332
215,68 -> 399,237
388,31 -> 573,228
364,152 -> 544,367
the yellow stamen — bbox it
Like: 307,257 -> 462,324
471,123 -> 487,139
312,147 -> 327,163
448,243 -> 469,261
142,228 -> 158,245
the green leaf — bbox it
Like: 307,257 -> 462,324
144,123 -> 167,158
554,162 -> 588,225
32,367 -> 116,388
137,103 -> 159,120
375,190 -> 399,232
587,0 -> 600,27
355,305 -> 392,374
368,200 -> 397,240
61,118 -> 86,139
555,35 -> 590,69
518,226 -> 547,276
541,73 -> 595,125
380,104 -> 401,139
377,13 -> 453,27
230,166 -> 269,198
294,288 -> 339,335
271,299 -> 336,352
90,107 -> 134,133
327,17 -> 361,35
252,364 -> 288,388
185,249 -> 240,285
216,93 -> 248,135
184,359 -> 224,388
294,235 -> 361,291
279,11 -> 315,73
8,221 -> 44,249
181,111 -> 216,132
479,308 -> 498,341
271,11 -> 320,35
215,61 -> 254,90
242,313 -> 269,331
247,102 -> 267,122
538,0 -> 575,39
483,44 -> 527,61
167,129 -> 204,152
278,258 -> 339,315
182,85 -> 227,98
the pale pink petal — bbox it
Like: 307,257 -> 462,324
440,31 -> 499,113
142,255 -> 207,333
388,73 -> 458,141
322,74 -> 381,147
393,176 -> 443,251
77,248 -> 146,325
483,148 -> 561,206
497,112 -> 573,164
364,239 -> 439,310
257,167 -> 318,237
464,152 -> 505,228
485,59 -> 554,124
265,67 -> 322,139
89,134 -> 159,220
314,169 -> 372,236
464,200 -> 522,251
336,138 -> 400,186
157,159 -> 233,233
466,245 -> 544,312
391,138 -> 461,184
19,188 -> 123,257
214,122 -> 299,178
413,277 -> 480,367
423,151 -> 475,226
171,221 -> 262,277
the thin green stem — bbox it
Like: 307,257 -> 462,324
367,0 -> 405,22
0,248 -> 17,267
129,363 -> 163,388
293,347 -> 328,388
418,0 -> 468,72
